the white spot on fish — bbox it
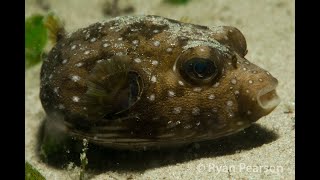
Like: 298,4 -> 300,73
247,110 -> 252,115
168,90 -> 175,97
132,40 -> 139,45
90,38 -> 96,42
178,80 -> 184,86
227,101 -> 233,107
193,87 -> 202,92
103,43 -> 109,48
134,58 -> 141,63
184,125 -> 192,129
167,121 -> 176,128
166,47 -> 173,52
85,33 -> 90,39
173,107 -> 182,114
116,52 -> 125,56
153,40 -> 160,47
96,59 -> 104,63
212,108 -> 218,113
75,62 -> 83,67
231,79 -> 237,84
148,94 -> 155,101
243,67 -> 247,71
153,29 -> 160,33
53,87 -> 59,94
71,75 -> 81,82
259,78 -> 263,82
72,96 -> 80,102
84,50 -> 90,55
234,90 -> 240,95
71,45 -> 76,50
249,80 -> 253,84
62,59 -> 68,64
213,82 -> 220,87
208,94 -> 215,100
192,107 -> 200,116
151,60 -> 159,66
151,76 -> 157,83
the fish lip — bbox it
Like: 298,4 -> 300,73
257,82 -> 281,111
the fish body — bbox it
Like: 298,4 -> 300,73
40,15 -> 280,149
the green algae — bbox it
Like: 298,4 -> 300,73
25,15 -> 48,68
25,162 -> 46,180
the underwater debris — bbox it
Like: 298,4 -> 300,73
43,12 -> 65,45
80,139 -> 89,180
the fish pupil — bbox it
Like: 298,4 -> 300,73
186,58 -> 216,79
194,60 -> 209,77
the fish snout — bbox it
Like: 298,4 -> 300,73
238,72 -> 280,122
256,80 -> 280,113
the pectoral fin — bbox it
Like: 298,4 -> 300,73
84,56 -> 142,120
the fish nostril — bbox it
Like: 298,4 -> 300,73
257,86 -> 280,111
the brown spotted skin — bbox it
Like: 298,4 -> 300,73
40,15 -> 279,149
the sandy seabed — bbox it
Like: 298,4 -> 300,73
26,0 -> 295,179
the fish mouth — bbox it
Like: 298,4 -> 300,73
257,84 -> 280,112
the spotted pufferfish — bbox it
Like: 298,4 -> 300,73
40,15 -> 280,150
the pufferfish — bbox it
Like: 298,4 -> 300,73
40,15 -> 280,150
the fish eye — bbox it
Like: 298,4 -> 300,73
176,46 -> 222,85
183,58 -> 217,80
179,57 -> 220,85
